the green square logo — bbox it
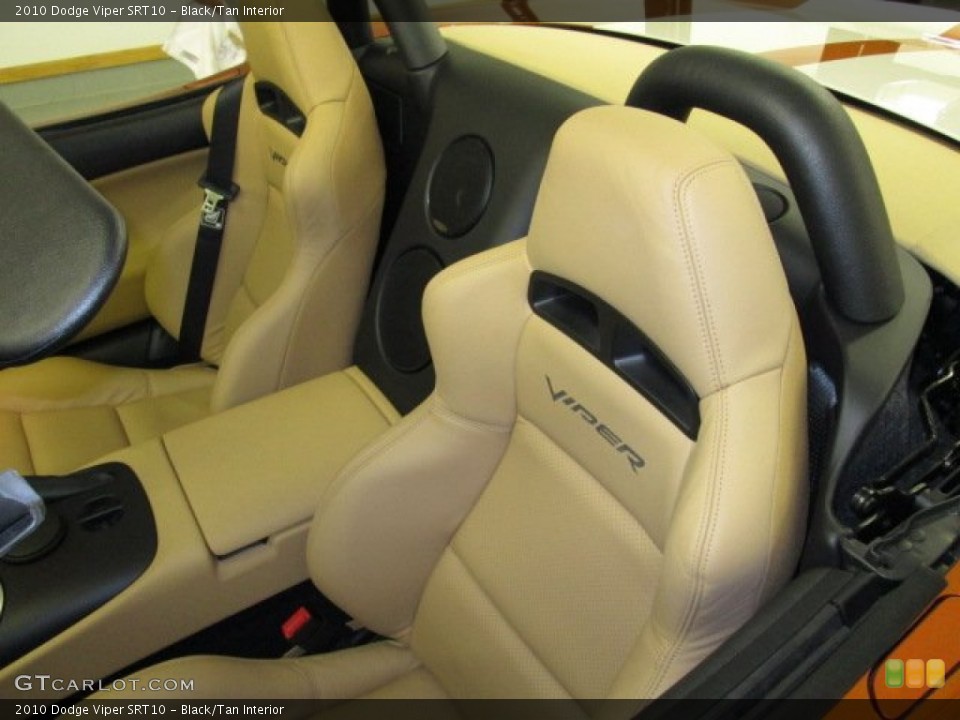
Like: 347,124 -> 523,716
885,659 -> 904,688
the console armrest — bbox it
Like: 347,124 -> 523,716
167,367 -> 398,556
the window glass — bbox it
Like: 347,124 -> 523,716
0,21 -> 245,126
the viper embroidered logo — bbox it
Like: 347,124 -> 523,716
546,375 -> 645,473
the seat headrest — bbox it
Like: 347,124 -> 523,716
239,20 -> 356,116
527,106 -> 796,397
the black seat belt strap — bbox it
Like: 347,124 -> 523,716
179,78 -> 244,363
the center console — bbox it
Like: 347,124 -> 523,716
0,464 -> 156,666
0,367 -> 398,699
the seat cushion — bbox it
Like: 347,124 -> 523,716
0,356 -> 215,475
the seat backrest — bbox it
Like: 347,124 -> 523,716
145,20 -> 385,411
309,105 -> 807,699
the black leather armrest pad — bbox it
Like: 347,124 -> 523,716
0,102 -> 126,367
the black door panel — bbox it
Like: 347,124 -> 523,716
39,90 -> 209,181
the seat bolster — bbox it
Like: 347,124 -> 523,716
609,321 -> 808,698
144,77 -> 269,367
0,357 -> 214,412
93,641 -> 424,701
309,397 -> 512,638
209,66 -> 386,413
360,667 -> 450,700
422,240 -> 531,428
309,242 -> 530,637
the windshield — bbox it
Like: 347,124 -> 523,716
596,22 -> 960,143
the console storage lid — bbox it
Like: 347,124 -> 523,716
166,367 -> 398,556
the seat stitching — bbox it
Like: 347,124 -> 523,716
514,405 -> 652,514
673,164 -> 797,680
641,161 -> 736,695
754,321 -> 801,614
278,25 -> 313,111
432,397 -> 513,434
515,413 -> 665,553
341,369 -> 396,426
328,65 -> 358,226
276,24 -> 352,109
276,214 -> 377,385
238,274 -> 258,310
158,433 -> 177,469
699,362 -> 791,401
282,658 -> 324,700
755,371 -> 785,612
274,74 -> 351,384
17,411 -> 36,475
277,192 -> 389,383
314,399 -> 436,510
646,389 -> 728,697
673,159 -> 732,392
112,405 -> 132,446
431,240 -> 528,288
445,544 -> 580,703
447,416 -> 660,699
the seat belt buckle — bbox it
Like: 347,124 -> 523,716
281,606 -> 327,658
280,605 -> 361,658
198,179 -> 239,231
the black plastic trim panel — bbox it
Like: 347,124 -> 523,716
255,81 -> 306,137
39,90 -> 209,180
639,566 -> 945,712
530,272 -> 701,439
0,464 -> 157,666
354,42 -> 601,413
0,103 -> 126,367
65,318 -> 180,369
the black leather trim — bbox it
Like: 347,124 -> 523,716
530,272 -> 701,439
0,103 -> 126,367
627,45 -> 904,325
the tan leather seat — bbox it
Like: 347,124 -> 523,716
0,21 -> 385,475
104,106 -> 807,702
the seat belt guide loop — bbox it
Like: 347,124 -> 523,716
198,180 -> 239,232
200,188 -> 228,231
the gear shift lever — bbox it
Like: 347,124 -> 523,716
0,470 -> 45,557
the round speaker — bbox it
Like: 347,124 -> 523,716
427,136 -> 494,239
377,248 -> 445,373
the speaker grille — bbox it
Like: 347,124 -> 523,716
427,136 -> 494,239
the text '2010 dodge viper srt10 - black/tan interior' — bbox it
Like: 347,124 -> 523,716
0,5 -> 959,715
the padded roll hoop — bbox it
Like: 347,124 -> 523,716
628,46 -> 904,324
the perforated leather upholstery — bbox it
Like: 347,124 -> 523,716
104,105 -> 807,702
0,20 -> 385,475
